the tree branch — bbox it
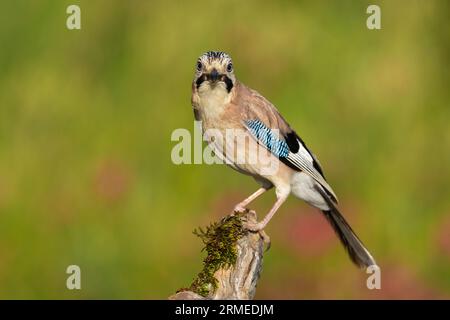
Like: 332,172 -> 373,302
169,210 -> 269,300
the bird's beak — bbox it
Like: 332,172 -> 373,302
209,68 -> 220,82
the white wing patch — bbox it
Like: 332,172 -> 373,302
295,142 -> 313,162
286,139 -> 338,203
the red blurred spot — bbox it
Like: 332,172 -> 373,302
93,159 -> 132,204
363,264 -> 440,299
284,207 -> 335,257
436,214 -> 450,257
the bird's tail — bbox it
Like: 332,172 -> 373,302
315,186 -> 376,269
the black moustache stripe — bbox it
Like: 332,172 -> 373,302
222,75 -> 233,93
195,74 -> 234,93
195,74 -> 207,89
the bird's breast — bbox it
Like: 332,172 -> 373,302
195,86 -> 231,124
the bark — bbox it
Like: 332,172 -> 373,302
169,210 -> 268,300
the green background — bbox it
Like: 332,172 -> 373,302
0,0 -> 449,299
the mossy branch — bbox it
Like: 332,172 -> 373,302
169,210 -> 268,300
189,213 -> 247,296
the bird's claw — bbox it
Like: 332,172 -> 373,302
260,231 -> 271,252
242,221 -> 271,251
233,204 -> 248,214
242,221 -> 263,232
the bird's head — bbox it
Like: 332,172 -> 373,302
193,51 -> 236,94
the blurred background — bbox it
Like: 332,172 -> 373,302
0,0 -> 449,299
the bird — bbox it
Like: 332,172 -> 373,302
191,51 -> 376,269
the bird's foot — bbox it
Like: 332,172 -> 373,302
242,220 -> 271,251
233,204 -> 248,214
260,230 -> 271,252
242,221 -> 264,232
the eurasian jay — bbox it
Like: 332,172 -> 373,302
191,51 -> 376,268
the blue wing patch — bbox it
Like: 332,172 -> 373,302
246,120 -> 289,158
246,120 -> 338,203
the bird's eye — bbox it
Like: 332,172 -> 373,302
227,63 -> 233,72
196,61 -> 202,72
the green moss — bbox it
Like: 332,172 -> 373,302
188,213 -> 247,297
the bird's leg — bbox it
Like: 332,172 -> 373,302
243,194 -> 288,231
233,187 -> 270,213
